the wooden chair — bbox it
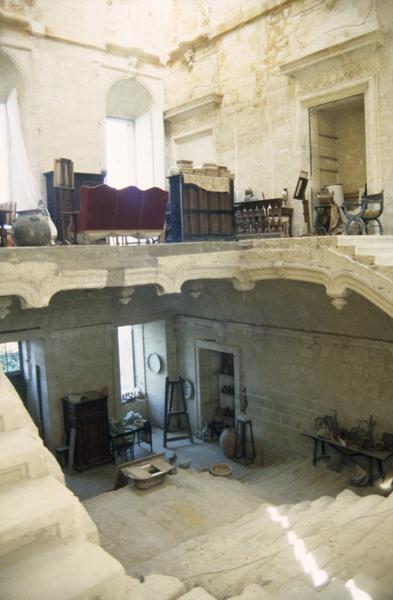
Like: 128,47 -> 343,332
112,430 -> 137,463
343,191 -> 384,235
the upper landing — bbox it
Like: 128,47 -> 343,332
1,236 -> 393,318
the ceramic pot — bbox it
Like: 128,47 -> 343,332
12,209 -> 53,246
219,427 -> 236,458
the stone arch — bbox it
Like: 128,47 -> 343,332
106,77 -> 153,120
0,50 -> 25,102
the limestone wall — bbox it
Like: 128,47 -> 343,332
164,0 -> 393,232
175,314 -> 393,460
2,0 -> 392,228
0,0 -> 165,192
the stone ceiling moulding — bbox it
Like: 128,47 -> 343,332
280,28 -> 384,77
164,92 -> 223,123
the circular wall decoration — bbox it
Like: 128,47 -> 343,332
182,378 -> 194,399
147,352 -> 162,374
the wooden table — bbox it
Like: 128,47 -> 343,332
303,432 -> 393,485
110,421 -> 153,463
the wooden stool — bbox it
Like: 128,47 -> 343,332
234,415 -> 256,464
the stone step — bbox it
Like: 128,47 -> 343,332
355,246 -> 393,255
276,576 -> 352,599
245,461 -> 352,504
241,457 -> 306,484
336,235 -> 393,247
177,587 -> 218,600
123,573 -> 186,600
286,491 -> 379,536
227,583 -> 276,599
372,255 -> 393,266
0,537 -> 127,600
0,373 -> 31,432
0,426 -> 48,486
0,475 -> 95,556
193,471 -> 263,506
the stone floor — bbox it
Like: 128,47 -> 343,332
65,427 -> 251,501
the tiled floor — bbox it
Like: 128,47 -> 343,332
65,427 -> 252,501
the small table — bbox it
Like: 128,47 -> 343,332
110,421 -> 153,463
303,432 -> 393,485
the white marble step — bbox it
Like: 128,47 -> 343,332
0,475 -> 96,556
0,538 -> 127,600
0,426 -> 48,486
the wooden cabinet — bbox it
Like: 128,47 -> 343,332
63,393 -> 111,471
166,174 -> 234,242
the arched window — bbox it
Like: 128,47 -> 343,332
106,78 -> 155,189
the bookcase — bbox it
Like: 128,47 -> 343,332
166,174 -> 234,242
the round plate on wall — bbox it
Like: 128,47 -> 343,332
182,378 -> 194,399
147,352 -> 162,374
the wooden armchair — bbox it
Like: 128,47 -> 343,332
343,191 -> 384,235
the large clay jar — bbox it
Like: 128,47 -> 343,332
12,209 -> 52,246
219,427 -> 236,458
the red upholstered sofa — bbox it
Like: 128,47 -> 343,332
75,184 -> 169,243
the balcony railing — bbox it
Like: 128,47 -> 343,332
233,199 -> 293,238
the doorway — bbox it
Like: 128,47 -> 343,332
196,341 -> 240,438
309,94 -> 366,202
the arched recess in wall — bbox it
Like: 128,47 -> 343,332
105,77 -> 162,190
0,51 -> 26,205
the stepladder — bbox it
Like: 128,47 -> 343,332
163,376 -> 194,447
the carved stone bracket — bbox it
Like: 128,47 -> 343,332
327,288 -> 352,311
118,286 -> 135,305
184,48 -> 195,70
232,277 -> 256,293
127,55 -> 138,78
188,281 -> 204,299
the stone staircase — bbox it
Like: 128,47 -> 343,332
336,235 -> 393,268
3,367 -> 393,599
141,478 -> 393,599
0,369 -> 217,600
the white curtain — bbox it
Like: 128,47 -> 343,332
6,88 -> 40,211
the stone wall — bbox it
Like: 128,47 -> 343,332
175,314 -> 393,460
164,0 -> 393,232
0,0 -> 165,192
2,0 -> 392,228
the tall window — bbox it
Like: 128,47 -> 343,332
105,113 -> 154,189
0,342 -> 21,373
118,325 -> 135,395
105,77 -> 156,190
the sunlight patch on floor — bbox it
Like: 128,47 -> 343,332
345,579 -> 373,600
267,505 -> 374,598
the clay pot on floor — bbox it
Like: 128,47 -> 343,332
12,209 -> 54,246
219,427 -> 236,458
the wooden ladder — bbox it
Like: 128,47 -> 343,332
163,376 -> 194,447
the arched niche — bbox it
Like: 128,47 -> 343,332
105,77 -> 163,189
106,77 -> 152,119
0,51 -> 25,102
